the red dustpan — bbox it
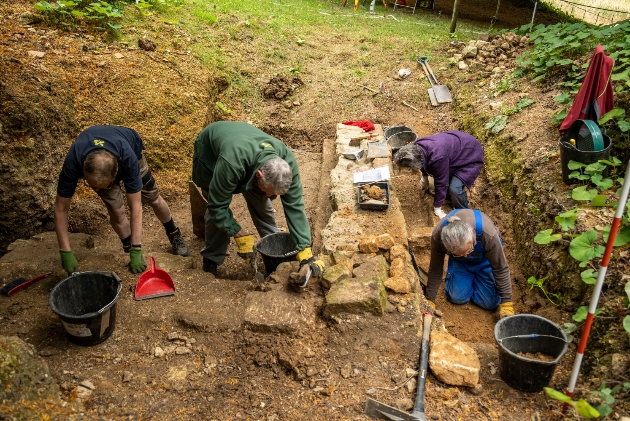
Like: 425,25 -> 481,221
134,257 -> 175,300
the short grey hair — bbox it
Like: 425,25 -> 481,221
392,143 -> 423,171
259,157 -> 292,195
441,215 -> 475,252
84,150 -> 117,184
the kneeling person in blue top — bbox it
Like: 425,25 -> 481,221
54,126 -> 189,275
426,209 -> 514,318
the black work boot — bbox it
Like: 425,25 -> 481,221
202,258 -> 218,276
168,228 -> 190,257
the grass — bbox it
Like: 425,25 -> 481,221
541,0 -> 630,24
120,0 -> 484,112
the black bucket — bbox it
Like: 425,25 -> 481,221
494,314 -> 569,393
49,271 -> 122,346
255,232 -> 298,276
559,134 -> 611,185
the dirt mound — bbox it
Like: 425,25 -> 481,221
0,56 -> 78,253
261,76 -> 304,100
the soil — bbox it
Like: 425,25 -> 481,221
518,352 -> 556,362
1,0 -> 627,420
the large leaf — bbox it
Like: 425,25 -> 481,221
599,107 -> 626,124
544,387 -> 574,404
625,280 -> 630,302
602,225 -> 630,247
572,185 -> 598,201
534,229 -> 562,244
624,316 -> 630,334
573,306 -> 602,322
569,230 -> 605,262
575,399 -> 600,418
567,160 -> 586,170
589,195 -> 608,206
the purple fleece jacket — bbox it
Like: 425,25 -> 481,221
414,131 -> 484,207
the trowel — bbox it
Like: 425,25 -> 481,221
295,264 -> 312,288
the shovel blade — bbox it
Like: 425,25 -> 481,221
432,85 -> 452,103
365,399 -> 426,421
427,89 -> 438,107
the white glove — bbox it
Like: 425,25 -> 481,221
434,207 -> 447,219
419,175 -> 429,191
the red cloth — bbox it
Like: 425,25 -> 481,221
560,45 -> 614,133
342,120 -> 375,132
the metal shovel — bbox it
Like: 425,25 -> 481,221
365,312 -> 433,421
418,60 -> 438,107
417,56 -> 452,104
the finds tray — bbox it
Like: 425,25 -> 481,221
357,181 -> 390,211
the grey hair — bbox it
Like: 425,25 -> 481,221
259,157 -> 292,195
441,216 -> 475,251
84,150 -> 117,183
392,143 -> 423,171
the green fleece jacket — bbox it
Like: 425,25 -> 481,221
192,121 -> 311,251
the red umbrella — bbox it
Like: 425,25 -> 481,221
560,45 -> 614,134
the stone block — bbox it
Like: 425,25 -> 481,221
353,255 -> 388,284
323,276 -> 387,317
359,235 -> 379,253
375,233 -> 395,250
389,257 -> 405,278
332,251 -> 354,273
384,277 -> 411,294
322,264 -> 351,289
243,290 -> 310,334
389,244 -> 408,262
408,227 -> 434,250
429,330 -> 480,387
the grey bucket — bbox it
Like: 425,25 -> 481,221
49,271 -> 122,346
385,126 -> 417,153
255,232 -> 299,276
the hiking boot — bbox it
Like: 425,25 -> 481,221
168,228 -> 190,257
202,258 -> 218,276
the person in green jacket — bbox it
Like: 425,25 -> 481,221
192,121 -> 324,287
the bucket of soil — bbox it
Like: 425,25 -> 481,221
49,271 -> 122,346
255,232 -> 299,276
559,119 -> 611,185
494,314 -> 569,393
384,126 -> 416,154
358,181 -> 390,210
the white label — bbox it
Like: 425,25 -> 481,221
62,321 -> 92,337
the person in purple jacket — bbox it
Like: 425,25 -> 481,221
393,131 -> 484,219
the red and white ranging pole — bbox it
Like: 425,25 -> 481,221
561,158 -> 630,417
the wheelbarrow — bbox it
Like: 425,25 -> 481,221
134,257 -> 176,300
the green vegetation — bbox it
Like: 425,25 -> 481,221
515,20 -> 630,154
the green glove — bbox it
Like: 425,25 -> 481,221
129,247 -> 147,274
60,250 -> 78,275
235,235 -> 255,263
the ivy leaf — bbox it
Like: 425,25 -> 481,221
580,269 -> 597,285
602,225 -> 630,247
534,229 -> 562,244
593,403 -> 613,417
572,185 -> 598,201
555,209 -> 578,231
544,387 -> 574,405
569,230 -> 605,263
